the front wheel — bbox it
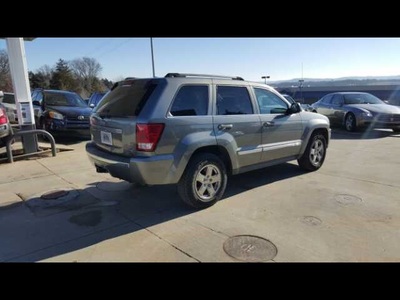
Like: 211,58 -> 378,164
298,133 -> 327,171
345,113 -> 357,132
177,153 -> 227,209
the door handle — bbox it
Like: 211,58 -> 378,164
263,121 -> 275,127
218,124 -> 233,130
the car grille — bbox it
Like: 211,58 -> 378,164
376,114 -> 400,122
65,116 -> 90,129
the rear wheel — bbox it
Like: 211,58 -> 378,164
177,153 -> 227,209
298,133 -> 327,171
345,113 -> 357,132
393,127 -> 400,133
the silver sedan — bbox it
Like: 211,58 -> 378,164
310,92 -> 400,132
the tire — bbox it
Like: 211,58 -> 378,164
297,133 -> 327,171
38,118 -> 50,141
392,127 -> 400,133
177,153 -> 227,209
345,113 -> 357,132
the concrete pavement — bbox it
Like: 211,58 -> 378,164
0,129 -> 399,262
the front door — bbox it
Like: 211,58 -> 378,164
253,88 -> 303,162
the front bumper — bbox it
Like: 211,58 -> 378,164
45,118 -> 90,136
85,142 -> 176,185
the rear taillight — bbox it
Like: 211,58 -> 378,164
136,123 -> 165,152
0,108 -> 8,125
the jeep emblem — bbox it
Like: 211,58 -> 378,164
78,115 -> 85,120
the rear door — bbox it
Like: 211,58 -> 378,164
253,88 -> 303,162
90,79 -> 159,157
213,84 -> 262,168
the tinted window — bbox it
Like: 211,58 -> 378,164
321,94 -> 333,104
95,79 -> 157,117
331,94 -> 343,106
254,88 -> 288,114
2,94 -> 15,104
217,86 -> 253,115
170,85 -> 208,116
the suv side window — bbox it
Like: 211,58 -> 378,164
217,86 -> 253,115
254,88 -> 288,114
170,85 -> 209,116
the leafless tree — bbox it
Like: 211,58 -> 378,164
0,49 -> 12,92
70,57 -> 103,95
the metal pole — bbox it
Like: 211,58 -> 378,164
6,38 -> 38,154
150,37 -> 155,77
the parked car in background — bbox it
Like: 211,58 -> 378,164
0,93 -> 13,147
311,92 -> 400,132
31,89 -> 92,137
88,91 -> 108,109
282,93 -> 313,111
0,91 -> 18,124
86,73 -> 331,209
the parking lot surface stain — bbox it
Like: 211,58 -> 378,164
334,194 -> 363,206
301,216 -> 322,226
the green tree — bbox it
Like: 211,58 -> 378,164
50,59 -> 78,91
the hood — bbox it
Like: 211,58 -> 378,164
46,105 -> 92,117
346,104 -> 400,114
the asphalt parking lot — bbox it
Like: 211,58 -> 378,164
0,128 -> 399,262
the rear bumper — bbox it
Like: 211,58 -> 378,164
85,142 -> 176,185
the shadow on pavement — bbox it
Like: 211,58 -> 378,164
330,127 -> 398,140
0,162 -> 304,262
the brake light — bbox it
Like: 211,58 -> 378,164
0,108 -> 8,125
136,123 -> 165,152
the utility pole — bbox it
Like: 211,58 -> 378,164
150,37 -> 155,77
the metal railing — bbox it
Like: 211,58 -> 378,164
5,129 -> 56,163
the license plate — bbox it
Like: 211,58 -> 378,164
100,131 -> 113,146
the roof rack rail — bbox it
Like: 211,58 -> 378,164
165,73 -> 244,81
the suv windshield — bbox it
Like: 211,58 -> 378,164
44,92 -> 87,107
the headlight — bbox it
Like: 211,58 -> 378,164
361,111 -> 372,117
48,111 -> 64,120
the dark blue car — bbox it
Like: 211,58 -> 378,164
31,89 -> 91,137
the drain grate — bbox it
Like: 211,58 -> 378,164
41,190 -> 69,200
223,235 -> 277,262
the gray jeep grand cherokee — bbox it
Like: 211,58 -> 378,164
86,73 -> 330,209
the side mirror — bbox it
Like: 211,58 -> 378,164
287,102 -> 301,114
383,100 -> 389,104
90,103 -> 95,108
32,100 -> 41,106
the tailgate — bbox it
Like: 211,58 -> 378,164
90,78 -> 159,157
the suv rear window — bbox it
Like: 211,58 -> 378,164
170,85 -> 208,116
95,79 -> 157,117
